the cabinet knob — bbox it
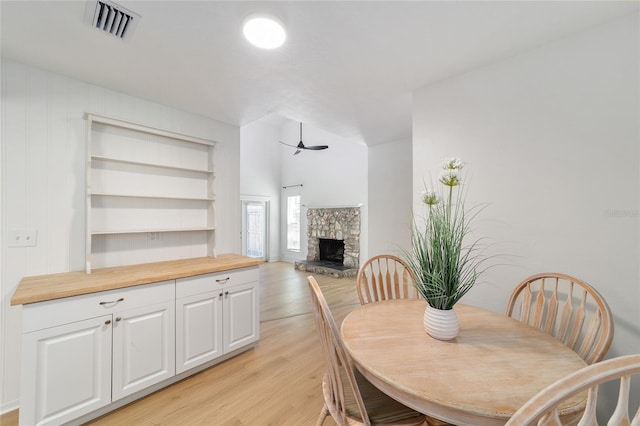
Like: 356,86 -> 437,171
225,291 -> 229,296
105,320 -> 111,325
115,317 -> 122,322
216,277 -> 230,284
219,293 -> 223,297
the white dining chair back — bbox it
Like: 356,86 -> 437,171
357,255 -> 420,305
505,272 -> 614,364
307,276 -> 426,426
506,354 -> 640,426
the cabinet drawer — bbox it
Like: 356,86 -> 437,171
176,267 -> 258,299
23,280 -> 175,333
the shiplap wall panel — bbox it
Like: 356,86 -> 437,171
90,162 -> 209,199
2,61 -> 28,414
91,124 -> 211,171
90,198 -> 209,231
67,76 -> 88,271
26,67 -> 50,275
90,232 -> 208,267
48,73 -> 71,272
1,60 -> 240,412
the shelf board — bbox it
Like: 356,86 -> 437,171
91,227 -> 215,236
86,113 -> 216,147
90,192 -> 213,201
91,155 -> 213,174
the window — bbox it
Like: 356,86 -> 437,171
287,195 -> 301,251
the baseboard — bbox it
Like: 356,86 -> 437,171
280,255 -> 302,264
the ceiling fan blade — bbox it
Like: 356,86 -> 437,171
293,149 -> 301,155
279,141 -> 298,148
303,145 -> 329,150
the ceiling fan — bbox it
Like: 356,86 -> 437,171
280,122 -> 329,155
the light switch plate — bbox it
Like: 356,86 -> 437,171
8,228 -> 38,247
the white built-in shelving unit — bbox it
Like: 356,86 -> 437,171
85,113 -> 217,273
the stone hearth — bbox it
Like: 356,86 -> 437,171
294,207 -> 360,278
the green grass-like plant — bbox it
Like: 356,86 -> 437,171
404,158 -> 485,310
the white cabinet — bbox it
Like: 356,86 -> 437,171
175,290 -> 223,374
19,281 -> 175,426
85,113 -> 217,273
19,316 -> 112,426
176,267 -> 259,374
224,281 -> 259,353
112,300 -> 175,400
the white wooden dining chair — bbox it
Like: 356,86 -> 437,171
356,254 -> 420,305
505,272 -> 614,364
505,354 -> 640,425
307,276 -> 427,426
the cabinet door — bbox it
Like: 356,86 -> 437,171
176,290 -> 224,374
112,300 -> 175,401
223,281 -> 259,353
20,315 -> 112,426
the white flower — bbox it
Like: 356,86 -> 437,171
422,190 -> 440,206
442,157 -> 464,170
439,169 -> 461,187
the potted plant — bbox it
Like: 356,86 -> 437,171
403,157 -> 486,340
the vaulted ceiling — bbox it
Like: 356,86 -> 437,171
1,1 -> 637,145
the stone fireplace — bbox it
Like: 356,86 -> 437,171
294,207 -> 360,277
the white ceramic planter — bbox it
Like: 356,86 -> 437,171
423,305 -> 459,340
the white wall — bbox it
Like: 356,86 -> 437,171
240,119 -> 282,261
0,60 -> 241,412
368,138 -> 412,257
279,120 -> 368,263
413,14 -> 639,413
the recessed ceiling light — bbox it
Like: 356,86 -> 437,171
243,13 -> 286,49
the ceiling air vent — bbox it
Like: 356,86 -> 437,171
84,0 -> 141,41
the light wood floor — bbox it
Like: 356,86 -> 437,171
1,262 -> 358,426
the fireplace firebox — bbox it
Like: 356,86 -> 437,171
319,238 -> 345,265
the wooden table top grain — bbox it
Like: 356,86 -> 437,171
11,254 -> 263,306
340,299 -> 587,425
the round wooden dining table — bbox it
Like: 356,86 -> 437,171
340,299 -> 588,425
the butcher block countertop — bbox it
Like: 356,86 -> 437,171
11,254 -> 264,306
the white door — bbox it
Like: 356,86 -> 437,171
112,300 -> 175,400
176,291 -> 224,374
223,282 -> 259,353
20,316 -> 112,426
281,186 -> 304,262
241,200 -> 269,259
